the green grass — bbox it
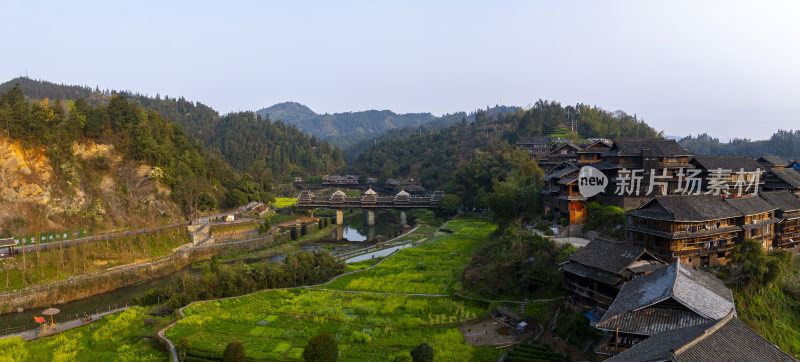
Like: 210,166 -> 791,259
0,307 -> 168,361
269,213 -> 302,225
271,198 -> 297,209
167,288 -> 498,361
319,217 -> 495,295
345,257 -> 383,272
165,216 -> 501,361
733,262 -> 800,358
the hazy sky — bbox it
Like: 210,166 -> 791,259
2,0 -> 799,140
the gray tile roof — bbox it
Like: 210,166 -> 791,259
604,139 -> 693,157
543,164 -> 578,181
769,168 -> 800,188
516,136 -> 551,145
596,260 -> 735,335
632,195 -> 742,222
608,312 -> 796,362
569,240 -> 658,274
586,161 -> 618,170
725,196 -> 777,216
757,155 -> 788,167
562,261 -> 622,285
760,190 -> 800,213
691,156 -> 763,172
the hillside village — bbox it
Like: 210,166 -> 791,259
525,136 -> 799,360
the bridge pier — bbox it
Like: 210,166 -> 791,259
367,210 -> 375,226
335,209 -> 344,225
400,211 -> 408,227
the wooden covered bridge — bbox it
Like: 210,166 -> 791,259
295,188 -> 444,225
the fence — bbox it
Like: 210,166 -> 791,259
0,302 -> 131,339
15,221 -> 191,253
0,220 -> 319,313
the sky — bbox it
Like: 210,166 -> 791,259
1,0 -> 799,140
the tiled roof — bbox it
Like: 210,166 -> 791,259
725,196 -> 777,216
596,260 -> 735,336
578,140 -> 612,153
691,156 -> 763,172
604,139 -> 693,157
543,164 -> 578,181
568,240 -> 657,275
768,168 -> 800,188
760,190 -> 800,213
516,136 -> 550,145
757,155 -> 788,167
608,312 -> 795,362
562,261 -> 622,286
631,195 -> 742,222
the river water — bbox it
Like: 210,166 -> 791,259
0,210 -> 406,331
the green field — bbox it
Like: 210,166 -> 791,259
167,288 -> 498,361
271,197 -> 297,209
165,217 -> 501,361
320,217 -> 496,294
0,307 -> 168,361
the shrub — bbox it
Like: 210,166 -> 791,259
303,332 -> 338,362
410,343 -> 433,362
223,341 -> 246,362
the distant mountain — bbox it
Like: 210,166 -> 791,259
261,101 -> 317,123
257,102 -> 438,149
258,101 -> 523,152
342,105 -> 521,163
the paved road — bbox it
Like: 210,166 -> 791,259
0,306 -> 129,341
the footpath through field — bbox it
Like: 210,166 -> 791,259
0,304 -> 130,342
159,217 -> 546,361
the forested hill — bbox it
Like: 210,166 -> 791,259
256,102 -> 438,149
342,105 -> 519,162
0,77 -> 345,179
0,84 -> 266,230
353,100 -> 661,188
679,131 -> 800,161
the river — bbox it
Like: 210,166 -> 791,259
0,209 -> 407,331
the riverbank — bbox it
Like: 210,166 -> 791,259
0,220 -> 325,315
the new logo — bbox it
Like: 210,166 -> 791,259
578,166 -> 607,198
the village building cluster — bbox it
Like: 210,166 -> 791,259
530,138 -> 800,268
526,137 -> 800,360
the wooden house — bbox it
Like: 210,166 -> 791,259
540,162 -> 586,224
689,156 -> 764,196
724,196 -> 779,249
763,168 -> 800,195
562,240 -> 663,308
606,311 -> 794,362
597,139 -> 694,209
594,259 -> 735,356
626,195 -> 742,267
577,140 -> 611,164
540,142 -> 583,172
756,155 -> 788,170
515,136 -> 551,161
759,190 -> 800,249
